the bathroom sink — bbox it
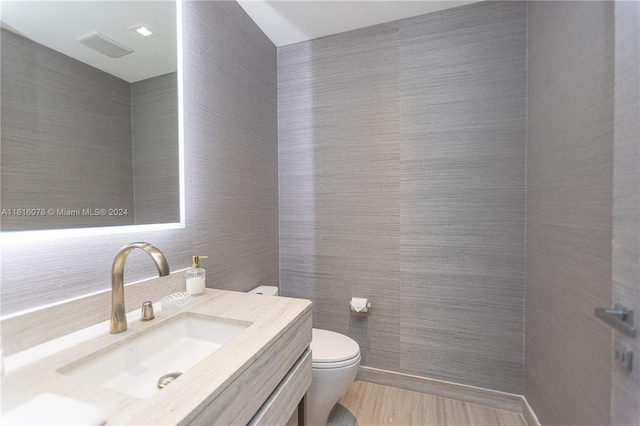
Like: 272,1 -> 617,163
60,314 -> 250,398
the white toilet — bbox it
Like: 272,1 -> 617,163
249,286 -> 361,426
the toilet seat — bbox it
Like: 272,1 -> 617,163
311,328 -> 361,369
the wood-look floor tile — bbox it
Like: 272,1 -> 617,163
331,381 -> 528,426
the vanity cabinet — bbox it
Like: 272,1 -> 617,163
248,349 -> 311,425
187,306 -> 312,426
1,288 -> 312,426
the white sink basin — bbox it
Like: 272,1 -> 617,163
60,314 -> 251,398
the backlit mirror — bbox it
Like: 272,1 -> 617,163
0,1 -> 182,233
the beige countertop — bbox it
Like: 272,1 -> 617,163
1,289 -> 312,425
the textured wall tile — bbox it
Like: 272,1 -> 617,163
184,0 -> 279,293
399,1 -> 526,394
279,22 -> 403,372
279,1 -> 526,392
525,2 -> 614,425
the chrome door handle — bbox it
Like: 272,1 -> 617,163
602,309 -> 628,321
595,304 -> 636,337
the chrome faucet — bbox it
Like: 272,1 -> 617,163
111,242 -> 170,334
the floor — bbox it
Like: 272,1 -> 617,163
328,381 -> 528,426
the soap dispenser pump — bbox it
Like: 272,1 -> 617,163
186,255 -> 208,296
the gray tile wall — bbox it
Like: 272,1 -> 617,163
525,2 -> 614,425
1,29 -> 135,231
185,0 -> 279,291
131,72 -> 180,225
0,1 -> 278,314
279,21 -> 403,373
279,1 -> 526,393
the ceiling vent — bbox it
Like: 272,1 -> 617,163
77,32 -> 133,58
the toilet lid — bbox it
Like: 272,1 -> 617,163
311,328 -> 360,364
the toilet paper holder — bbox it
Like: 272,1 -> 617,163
350,298 -> 371,313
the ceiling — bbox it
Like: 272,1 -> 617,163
0,1 -> 479,82
237,0 -> 480,47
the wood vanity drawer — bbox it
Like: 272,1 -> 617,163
248,348 -> 312,426
187,310 -> 312,425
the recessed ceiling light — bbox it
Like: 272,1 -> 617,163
130,24 -> 155,37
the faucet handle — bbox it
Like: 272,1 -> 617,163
141,301 -> 155,322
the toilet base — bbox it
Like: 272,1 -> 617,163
306,359 -> 360,426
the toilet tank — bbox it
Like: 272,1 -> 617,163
248,286 -> 279,296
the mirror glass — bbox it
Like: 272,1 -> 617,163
0,1 -> 181,232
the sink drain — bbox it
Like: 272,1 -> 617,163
157,372 -> 182,389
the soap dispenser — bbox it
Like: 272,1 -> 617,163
186,255 -> 208,296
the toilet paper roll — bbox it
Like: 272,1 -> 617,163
350,297 -> 369,313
